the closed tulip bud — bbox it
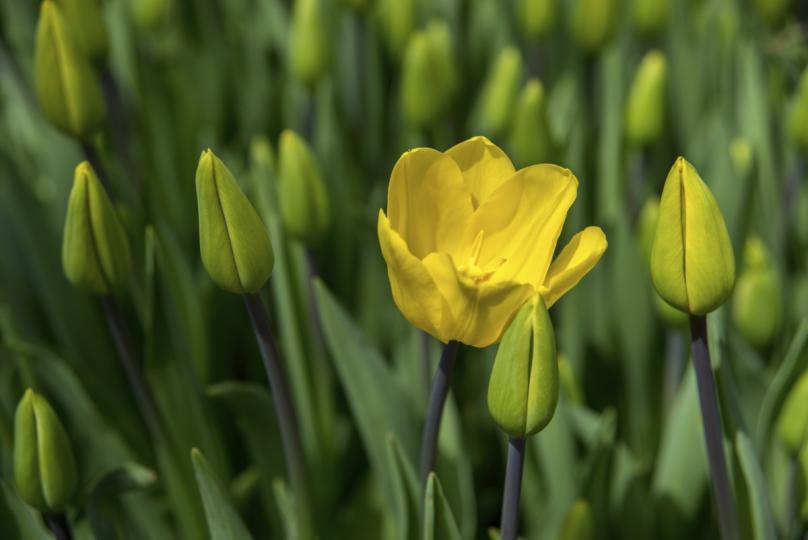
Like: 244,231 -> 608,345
59,0 -> 108,60
35,0 -> 105,139
14,390 -> 78,512
289,0 -> 329,86
509,79 -> 552,166
375,0 -> 414,60
488,295 -> 558,437
789,66 -> 808,151
196,150 -> 274,294
62,162 -> 131,294
729,137 -> 754,178
570,0 -> 617,53
625,50 -> 667,147
631,0 -> 669,36
778,371 -> 808,454
558,499 -> 595,540
732,237 -> 781,348
516,0 -> 556,41
278,130 -> 330,245
752,0 -> 790,27
651,157 -> 735,315
472,46 -> 523,136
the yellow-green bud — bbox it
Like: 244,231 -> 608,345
789,66 -> 808,151
777,371 -> 808,454
196,149 -> 275,294
488,295 -> 558,437
375,0 -> 414,60
13,389 -> 78,512
625,51 -> 667,147
58,0 -> 108,60
558,499 -> 594,540
651,157 -> 735,315
508,79 -> 552,166
515,0 -> 557,41
35,0 -> 106,139
729,137 -> 754,178
570,0 -> 617,53
732,237 -> 781,348
631,0 -> 669,37
289,0 -> 329,86
752,0 -> 790,27
473,46 -> 523,136
62,162 -> 132,295
278,130 -> 330,245
132,0 -> 172,32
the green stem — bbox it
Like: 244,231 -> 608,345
499,436 -> 526,540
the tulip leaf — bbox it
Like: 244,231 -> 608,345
191,448 -> 255,540
87,463 -> 159,540
734,431 -> 777,540
423,472 -> 462,540
272,479 -> 299,540
0,480 -> 51,540
386,433 -> 420,540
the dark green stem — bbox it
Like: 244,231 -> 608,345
499,436 -> 526,540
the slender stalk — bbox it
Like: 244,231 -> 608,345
419,340 -> 459,490
44,513 -> 73,540
499,437 -> 526,540
99,68 -> 139,193
242,293 -> 311,534
689,315 -> 739,540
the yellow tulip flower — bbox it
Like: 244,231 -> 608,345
378,136 -> 607,348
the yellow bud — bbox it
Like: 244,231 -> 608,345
631,0 -> 669,36
62,162 -> 132,295
570,0 -> 617,53
650,157 -> 735,315
472,46 -> 523,136
35,0 -> 106,139
289,0 -> 329,85
558,499 -> 595,540
789,66 -> 808,151
515,0 -> 557,41
625,50 -> 667,147
508,78 -> 552,166
777,371 -> 808,454
732,237 -> 781,348
58,0 -> 108,59
278,130 -> 330,245
488,295 -> 558,437
375,0 -> 414,59
196,149 -> 275,294
13,390 -> 78,512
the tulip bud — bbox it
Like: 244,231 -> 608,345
752,0 -> 790,27
35,0 -> 106,139
58,0 -> 108,60
472,46 -> 523,136
558,499 -> 594,540
62,161 -> 132,295
570,0 -> 617,53
732,237 -> 781,348
651,157 -> 735,315
132,0 -> 172,32
729,137 -> 754,178
14,390 -> 78,512
508,79 -> 552,166
375,0 -> 414,59
278,130 -> 330,245
289,0 -> 329,86
777,371 -> 808,454
625,51 -> 667,147
789,66 -> 808,151
631,0 -> 669,37
196,149 -> 274,294
488,295 -> 558,437
515,0 -> 556,41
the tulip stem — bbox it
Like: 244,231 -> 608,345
689,314 -> 739,540
419,340 -> 459,491
242,293 -> 312,535
44,513 -> 73,540
499,436 -> 526,540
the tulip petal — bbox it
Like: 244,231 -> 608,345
461,164 -> 578,287
446,136 -> 516,207
542,227 -> 608,307
386,148 -> 473,259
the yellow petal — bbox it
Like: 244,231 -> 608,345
445,136 -> 516,207
461,164 -> 578,286
386,148 -> 474,259
422,252 -> 534,347
377,211 -> 449,340
542,227 -> 608,307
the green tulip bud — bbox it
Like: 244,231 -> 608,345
651,157 -> 735,315
58,0 -> 108,60
777,371 -> 808,454
729,137 -> 754,178
35,0 -> 106,139
558,499 -> 594,540
375,0 -> 414,60
570,0 -> 617,53
631,0 -> 669,37
488,295 -> 558,437
752,0 -> 790,27
401,20 -> 457,128
625,50 -> 667,147
732,237 -> 781,348
196,149 -> 274,294
515,0 -> 556,41
289,0 -> 329,86
14,389 -> 78,512
789,66 -> 808,152
472,46 -> 523,136
508,78 -> 552,166
62,161 -> 132,295
278,130 -> 330,245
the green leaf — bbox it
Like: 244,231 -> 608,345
385,433 -> 420,540
272,479 -> 299,540
191,448 -> 255,540
734,431 -> 777,540
423,473 -> 462,540
0,480 -> 51,540
87,463 -> 159,540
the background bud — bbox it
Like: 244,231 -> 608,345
472,46 -> 523,136
196,149 -> 274,294
515,0 -> 556,41
278,130 -> 330,245
375,0 -> 414,60
789,66 -> 808,151
508,78 -> 552,166
777,371 -> 808,454
59,0 -> 108,60
752,0 -> 790,28
35,0 -> 106,139
289,0 -> 329,86
729,137 -> 754,178
558,499 -> 595,540
14,389 -> 78,512
132,0 -> 172,32
570,0 -> 616,53
625,50 -> 667,147
651,157 -> 735,315
488,295 -> 558,437
631,0 -> 669,37
732,237 -> 781,348
63,162 -> 132,295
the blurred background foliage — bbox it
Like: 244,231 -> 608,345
0,0 -> 808,538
